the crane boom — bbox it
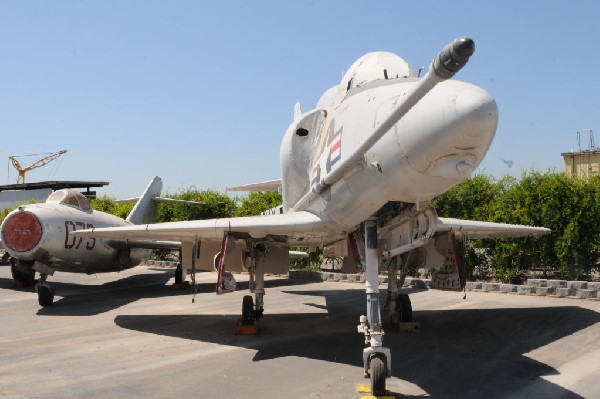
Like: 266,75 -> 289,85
9,150 -> 67,184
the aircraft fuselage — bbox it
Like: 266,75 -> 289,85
281,57 -> 498,230
1,202 -> 147,274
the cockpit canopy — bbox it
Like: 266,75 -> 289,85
46,189 -> 92,211
342,51 -> 415,89
333,51 -> 416,107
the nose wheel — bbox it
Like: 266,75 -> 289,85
369,354 -> 387,397
35,274 -> 54,307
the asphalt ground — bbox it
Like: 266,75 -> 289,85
1,265 -> 599,399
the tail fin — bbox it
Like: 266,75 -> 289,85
126,176 -> 163,225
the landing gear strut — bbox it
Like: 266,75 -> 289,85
235,242 -> 267,335
244,242 -> 267,325
357,218 -> 391,397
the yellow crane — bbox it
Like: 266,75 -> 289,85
9,150 -> 67,184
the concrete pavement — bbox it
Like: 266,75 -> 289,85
1,265 -> 599,398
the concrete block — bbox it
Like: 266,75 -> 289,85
587,282 -> 600,292
567,281 -> 588,290
289,270 -> 320,281
500,284 -> 518,293
554,287 -> 571,297
466,282 -> 482,290
575,289 -> 597,299
517,285 -> 535,295
482,283 -> 501,292
489,283 -> 501,292
546,280 -> 567,288
407,279 -> 427,289
534,287 -> 552,296
527,279 -> 547,287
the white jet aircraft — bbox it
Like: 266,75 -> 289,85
0,176 -> 186,306
72,37 -> 550,395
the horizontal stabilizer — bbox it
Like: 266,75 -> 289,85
226,179 -> 282,192
116,197 -> 204,206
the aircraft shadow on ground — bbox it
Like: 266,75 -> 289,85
1,268 -> 187,316
0,270 -> 314,317
114,288 -> 599,398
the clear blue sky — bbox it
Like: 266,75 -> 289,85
2,1 -> 599,198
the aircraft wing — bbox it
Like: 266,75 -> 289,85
104,239 -> 182,250
437,217 -> 551,238
72,211 -> 335,245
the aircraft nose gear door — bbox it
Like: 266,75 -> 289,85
357,218 -> 391,397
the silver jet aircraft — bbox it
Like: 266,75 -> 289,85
73,37 -> 550,395
1,176 -> 184,306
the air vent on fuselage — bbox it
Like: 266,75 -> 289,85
296,127 -> 309,137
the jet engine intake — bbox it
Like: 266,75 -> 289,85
1,210 -> 43,253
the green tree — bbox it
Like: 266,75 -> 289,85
433,173 -> 497,220
90,196 -> 135,219
436,171 -> 600,282
0,207 -> 14,225
155,188 -> 237,222
235,191 -> 283,216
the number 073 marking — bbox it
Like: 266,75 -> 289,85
64,220 -> 96,250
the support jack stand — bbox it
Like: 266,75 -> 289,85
171,281 -> 190,290
235,319 -> 258,335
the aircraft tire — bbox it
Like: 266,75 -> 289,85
398,293 -> 412,322
174,263 -> 183,285
36,283 -> 54,307
10,260 -> 35,287
370,355 -> 387,397
242,295 -> 254,325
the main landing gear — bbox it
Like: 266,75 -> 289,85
9,258 -> 55,306
10,258 -> 36,288
237,242 -> 268,334
385,256 -> 413,326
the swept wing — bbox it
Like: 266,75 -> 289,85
72,211 -> 337,245
73,212 -> 548,244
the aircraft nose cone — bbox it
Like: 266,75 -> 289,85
411,81 -> 498,179
1,210 -> 43,253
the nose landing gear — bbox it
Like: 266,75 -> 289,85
35,273 -> 54,307
357,218 -> 391,397
235,241 -> 268,335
